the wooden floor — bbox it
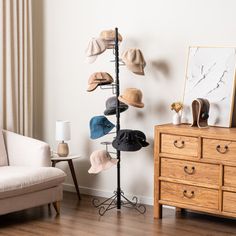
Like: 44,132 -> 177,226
0,192 -> 236,236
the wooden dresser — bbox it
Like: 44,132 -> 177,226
154,124 -> 236,219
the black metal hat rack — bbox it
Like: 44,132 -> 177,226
91,28 -> 146,216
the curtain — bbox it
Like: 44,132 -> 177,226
0,0 -> 33,137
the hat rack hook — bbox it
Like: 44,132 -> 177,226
91,28 -> 146,216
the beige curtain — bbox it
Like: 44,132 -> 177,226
0,0 -> 33,137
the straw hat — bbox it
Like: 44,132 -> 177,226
88,150 -> 118,174
122,48 -> 146,75
118,88 -> 144,108
87,72 -> 113,92
85,38 -> 106,63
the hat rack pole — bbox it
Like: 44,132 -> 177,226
92,28 -> 146,216
114,27 -> 121,210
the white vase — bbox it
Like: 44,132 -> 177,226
172,113 -> 181,125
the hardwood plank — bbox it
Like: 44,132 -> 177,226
0,192 -> 236,236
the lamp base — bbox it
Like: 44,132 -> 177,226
57,143 -> 69,157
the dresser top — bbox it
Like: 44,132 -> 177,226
155,123 -> 236,140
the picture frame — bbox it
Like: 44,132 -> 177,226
182,46 -> 236,127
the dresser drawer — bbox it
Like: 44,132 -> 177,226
160,181 -> 219,210
224,166 -> 236,188
161,158 -> 219,185
223,191 -> 236,213
161,134 -> 198,157
203,138 -> 236,162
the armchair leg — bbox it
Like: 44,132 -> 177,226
53,201 -> 61,214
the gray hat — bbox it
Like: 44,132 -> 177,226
104,96 -> 128,116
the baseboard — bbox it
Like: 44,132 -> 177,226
63,183 -> 154,206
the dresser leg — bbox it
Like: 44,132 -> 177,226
176,207 -> 184,214
154,204 -> 162,219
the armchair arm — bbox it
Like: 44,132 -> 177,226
3,130 -> 51,167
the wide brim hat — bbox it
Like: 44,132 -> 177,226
118,88 -> 144,108
104,96 -> 128,116
90,116 -> 115,139
125,63 -> 144,75
112,129 -> 142,152
134,130 -> 149,147
104,105 -> 128,116
88,158 -> 118,174
122,48 -> 146,75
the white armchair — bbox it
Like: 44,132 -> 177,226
0,130 -> 66,215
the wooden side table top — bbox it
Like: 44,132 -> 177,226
51,154 -> 81,161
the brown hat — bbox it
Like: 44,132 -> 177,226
85,38 -> 106,63
100,30 -> 123,49
122,48 -> 146,75
118,88 -> 144,108
87,72 -> 113,92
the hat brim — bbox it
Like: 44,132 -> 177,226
87,83 -> 98,92
118,96 -> 144,108
90,123 -> 115,139
112,139 -> 142,152
85,55 -> 98,64
125,63 -> 145,75
88,158 -> 118,174
104,105 -> 128,116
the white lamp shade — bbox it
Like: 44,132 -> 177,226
56,120 -> 71,141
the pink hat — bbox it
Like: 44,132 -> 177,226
88,150 -> 118,174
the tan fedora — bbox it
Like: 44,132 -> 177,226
88,150 -> 118,174
118,88 -> 144,108
100,30 -> 123,49
87,72 -> 113,92
122,48 -> 146,75
85,38 -> 106,63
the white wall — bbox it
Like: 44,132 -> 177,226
35,0 -> 236,204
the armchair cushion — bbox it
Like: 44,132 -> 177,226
0,166 -> 66,199
0,130 -> 8,166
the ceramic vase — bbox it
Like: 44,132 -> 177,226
172,112 -> 181,125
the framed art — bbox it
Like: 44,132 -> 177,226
182,46 -> 236,127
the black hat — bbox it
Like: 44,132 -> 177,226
104,96 -> 128,116
112,129 -> 142,152
134,130 -> 149,147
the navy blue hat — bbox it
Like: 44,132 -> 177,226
112,129 -> 142,152
90,116 -> 115,139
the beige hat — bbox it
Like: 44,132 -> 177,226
85,38 -> 106,63
100,30 -> 123,49
122,48 -> 146,75
100,30 -> 123,41
118,88 -> 144,108
88,150 -> 118,174
87,72 -> 113,92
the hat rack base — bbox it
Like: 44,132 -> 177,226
92,191 -> 146,216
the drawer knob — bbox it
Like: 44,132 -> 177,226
173,140 -> 185,149
216,145 -> 228,154
183,190 -> 195,199
184,166 -> 195,175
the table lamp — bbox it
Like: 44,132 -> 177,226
56,120 -> 71,157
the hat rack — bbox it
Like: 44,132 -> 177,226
90,28 -> 146,216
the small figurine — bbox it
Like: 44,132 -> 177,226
171,102 -> 183,125
191,98 -> 210,128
